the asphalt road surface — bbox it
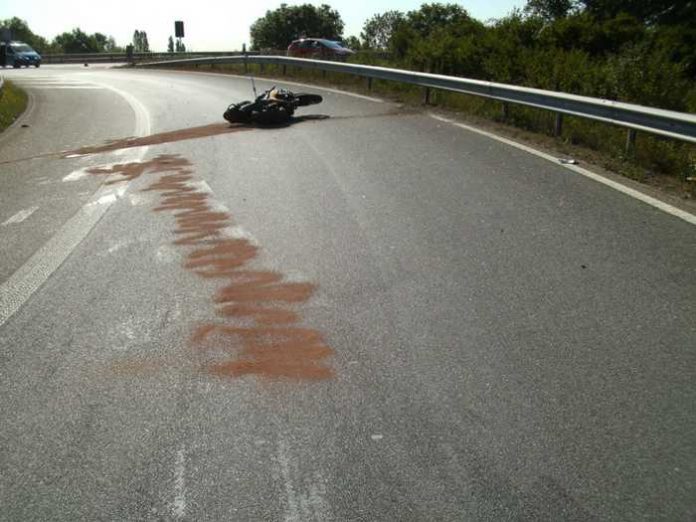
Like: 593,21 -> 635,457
0,64 -> 694,521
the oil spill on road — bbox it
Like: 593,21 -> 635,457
66,123 -> 253,157
0,124 -> 251,166
0,111 -> 409,166
87,154 -> 334,381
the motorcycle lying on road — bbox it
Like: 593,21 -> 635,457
223,86 -> 323,125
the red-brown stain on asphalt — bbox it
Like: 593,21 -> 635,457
193,325 -> 333,380
64,123 -> 251,157
86,153 -> 333,381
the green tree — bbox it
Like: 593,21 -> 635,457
0,17 -> 50,53
578,0 -> 694,24
132,30 -> 149,52
524,0 -> 578,21
168,35 -> 174,52
250,3 -> 344,50
53,28 -> 101,53
342,35 -> 361,51
175,39 -> 186,52
360,11 -> 404,49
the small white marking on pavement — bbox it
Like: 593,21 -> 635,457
276,440 -> 331,521
187,180 -> 213,193
371,434 -> 384,441
172,446 -> 187,519
221,225 -> 259,245
277,440 -> 300,522
156,245 -> 177,264
429,113 -> 696,226
63,169 -> 89,182
106,239 -> 131,254
2,206 -> 39,226
88,186 -> 126,206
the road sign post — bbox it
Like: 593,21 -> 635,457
174,21 -> 185,53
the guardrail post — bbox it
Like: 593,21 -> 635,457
423,87 -> 431,105
282,64 -> 286,75
367,77 -> 373,91
260,63 -> 265,73
625,129 -> 637,157
501,102 -> 509,120
554,113 -> 563,137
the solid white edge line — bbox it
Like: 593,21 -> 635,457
429,113 -> 696,226
0,79 -> 152,328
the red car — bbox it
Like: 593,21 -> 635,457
287,39 -> 354,60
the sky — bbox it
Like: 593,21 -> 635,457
0,1 -> 526,52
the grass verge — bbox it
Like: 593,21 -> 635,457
0,80 -> 28,133
168,62 -> 696,200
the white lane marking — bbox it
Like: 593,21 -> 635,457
187,180 -> 213,194
88,185 -> 127,206
172,446 -> 186,519
0,185 -> 121,326
371,434 -> 384,441
62,169 -> 89,182
0,79 -> 152,327
429,114 -> 696,226
31,86 -> 105,90
2,206 -> 39,226
221,225 -> 259,245
276,440 -> 331,521
277,440 -> 300,522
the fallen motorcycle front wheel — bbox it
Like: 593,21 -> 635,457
223,102 -> 252,124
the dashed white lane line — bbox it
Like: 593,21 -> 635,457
2,206 -> 39,226
172,446 -> 187,519
0,80 -> 152,328
0,185 -> 125,326
429,113 -> 696,226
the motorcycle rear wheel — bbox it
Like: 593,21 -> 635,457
295,94 -> 323,107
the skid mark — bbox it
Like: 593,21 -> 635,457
87,154 -> 334,381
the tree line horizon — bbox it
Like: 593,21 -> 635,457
1,1 -> 694,112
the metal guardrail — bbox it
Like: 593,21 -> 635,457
42,51 -> 258,64
138,54 -> 696,149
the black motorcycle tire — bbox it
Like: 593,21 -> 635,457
223,102 -> 252,124
295,94 -> 323,107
